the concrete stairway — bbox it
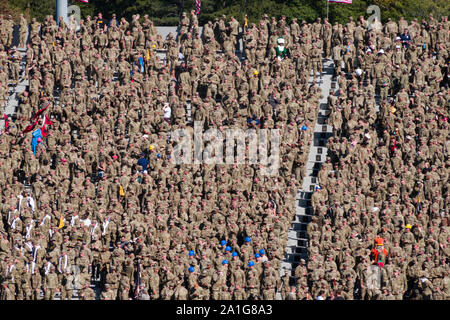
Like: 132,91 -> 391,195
276,59 -> 336,299
0,48 -> 28,132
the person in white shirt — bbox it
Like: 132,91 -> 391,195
316,290 -> 325,300
70,212 -> 80,227
17,191 -> 36,214
82,214 -> 91,227
163,103 -> 171,124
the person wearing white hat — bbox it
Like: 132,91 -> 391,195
163,103 -> 171,124
275,37 -> 287,61
355,68 -> 363,77
392,44 -> 405,68
359,48 -> 373,82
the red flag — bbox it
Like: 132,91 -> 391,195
3,114 -> 8,129
44,115 -> 53,126
41,126 -> 48,138
31,103 -> 50,122
23,118 -> 39,133
41,115 -> 53,138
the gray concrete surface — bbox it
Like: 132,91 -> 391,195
276,59 -> 336,299
0,33 -> 28,133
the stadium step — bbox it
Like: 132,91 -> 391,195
279,59 -> 336,288
0,30 -> 28,132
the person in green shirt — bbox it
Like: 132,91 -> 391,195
276,37 -> 287,61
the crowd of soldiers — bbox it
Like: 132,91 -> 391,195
0,9 -> 448,300
302,15 -> 449,300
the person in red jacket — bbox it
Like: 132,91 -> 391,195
371,237 -> 388,267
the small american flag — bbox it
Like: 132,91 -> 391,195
195,0 -> 201,15
328,0 -> 352,3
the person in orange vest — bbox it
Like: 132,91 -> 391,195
371,237 -> 388,267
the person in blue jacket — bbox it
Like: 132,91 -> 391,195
400,29 -> 411,49
31,129 -> 43,156
137,152 -> 149,173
